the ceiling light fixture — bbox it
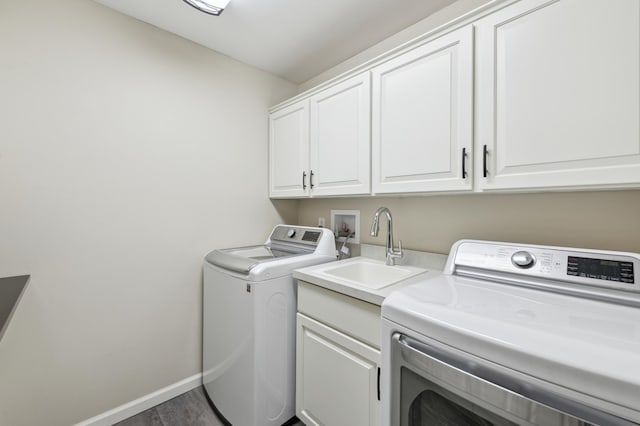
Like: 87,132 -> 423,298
182,0 -> 230,16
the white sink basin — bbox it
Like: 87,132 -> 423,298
318,258 -> 426,290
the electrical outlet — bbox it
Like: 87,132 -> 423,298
318,217 -> 326,227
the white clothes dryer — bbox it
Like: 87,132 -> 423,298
382,240 -> 640,426
203,225 -> 335,426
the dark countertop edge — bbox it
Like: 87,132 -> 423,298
0,275 -> 31,343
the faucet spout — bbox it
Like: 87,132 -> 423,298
370,207 -> 403,266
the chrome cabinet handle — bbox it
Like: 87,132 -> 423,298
310,170 -> 314,189
302,171 -> 307,190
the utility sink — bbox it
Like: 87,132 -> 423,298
317,258 -> 427,290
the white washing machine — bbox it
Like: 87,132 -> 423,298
203,225 -> 336,426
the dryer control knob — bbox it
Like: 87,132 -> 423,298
286,229 -> 296,238
511,251 -> 535,268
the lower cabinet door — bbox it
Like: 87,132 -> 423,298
296,313 -> 380,426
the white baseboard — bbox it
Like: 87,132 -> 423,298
74,373 -> 202,426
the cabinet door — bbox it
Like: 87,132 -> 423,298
476,0 -> 640,191
371,25 -> 474,194
309,73 -> 371,196
269,101 -> 310,198
296,313 -> 380,426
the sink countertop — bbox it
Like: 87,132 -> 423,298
293,245 -> 446,306
0,275 -> 30,343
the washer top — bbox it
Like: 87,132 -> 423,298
205,225 -> 336,279
382,240 -> 640,419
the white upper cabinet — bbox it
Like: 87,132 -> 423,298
269,101 -> 309,198
269,73 -> 370,198
309,73 -> 371,196
371,25 -> 474,194
270,0 -> 640,198
475,0 -> 640,191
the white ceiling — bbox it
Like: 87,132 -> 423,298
93,0 -> 458,84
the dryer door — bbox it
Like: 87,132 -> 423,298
390,333 -> 635,426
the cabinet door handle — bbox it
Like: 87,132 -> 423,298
483,144 -> 489,178
302,171 -> 307,190
462,147 -> 468,179
377,367 -> 381,401
310,170 -> 315,189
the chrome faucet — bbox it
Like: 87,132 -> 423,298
370,207 -> 403,266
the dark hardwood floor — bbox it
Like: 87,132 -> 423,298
114,386 -> 304,426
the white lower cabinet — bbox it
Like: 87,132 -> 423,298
296,282 -> 381,426
296,314 -> 380,426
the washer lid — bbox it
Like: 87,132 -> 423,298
382,274 -> 640,414
205,244 -> 306,274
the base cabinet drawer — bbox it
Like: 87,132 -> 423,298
296,313 -> 380,426
298,280 -> 381,348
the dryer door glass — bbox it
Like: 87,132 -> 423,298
402,367 -> 516,426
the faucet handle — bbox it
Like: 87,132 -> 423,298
390,240 -> 403,260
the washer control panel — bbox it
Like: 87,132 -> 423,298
270,225 -> 325,247
452,240 -> 640,293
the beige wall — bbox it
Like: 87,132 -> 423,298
0,0 -> 297,425
297,191 -> 640,254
